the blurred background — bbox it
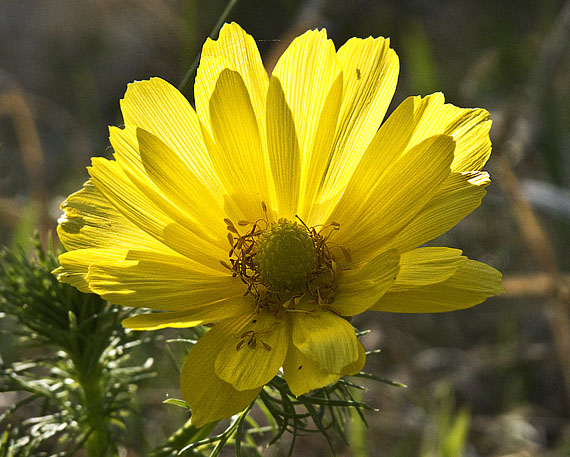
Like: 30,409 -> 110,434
1,0 -> 570,455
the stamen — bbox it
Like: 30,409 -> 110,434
225,205 -> 342,312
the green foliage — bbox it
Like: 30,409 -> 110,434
257,375 -> 375,456
0,238 -> 405,456
155,375 -> 381,457
0,237 -> 155,456
151,331 -> 404,457
419,385 -> 471,457
401,20 -> 440,95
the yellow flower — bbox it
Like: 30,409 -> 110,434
54,23 -> 503,427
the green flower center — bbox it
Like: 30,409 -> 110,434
255,219 -> 317,292
223,208 -> 341,310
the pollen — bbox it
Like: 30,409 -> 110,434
256,219 -> 317,292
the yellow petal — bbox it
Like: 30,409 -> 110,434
299,74 -> 343,223
196,23 -> 268,141
55,248 -> 128,293
270,30 -> 347,222
331,134 -> 454,265
136,128 -> 226,236
384,171 -> 490,253
291,311 -> 360,373
121,298 -> 253,330
119,78 -> 221,191
315,37 -> 399,216
389,247 -> 466,289
215,310 -> 289,391
378,92 -> 446,162
266,76 -> 301,218
181,318 -> 261,427
207,69 -> 270,205
341,340 -> 366,376
85,251 -> 247,311
88,156 -> 226,270
109,126 -> 225,247
283,343 -> 341,396
195,56 -> 230,138
271,29 -> 341,170
444,106 -> 492,172
371,258 -> 504,313
283,338 -> 365,397
57,179 -> 166,253
364,92 -> 491,171
331,249 -> 400,316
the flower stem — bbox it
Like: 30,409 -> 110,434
75,359 -> 116,457
151,419 -> 217,456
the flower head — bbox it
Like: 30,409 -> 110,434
55,23 -> 503,427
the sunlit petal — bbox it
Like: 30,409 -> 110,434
215,310 -> 289,390
372,258 -> 504,313
180,318 -> 260,427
